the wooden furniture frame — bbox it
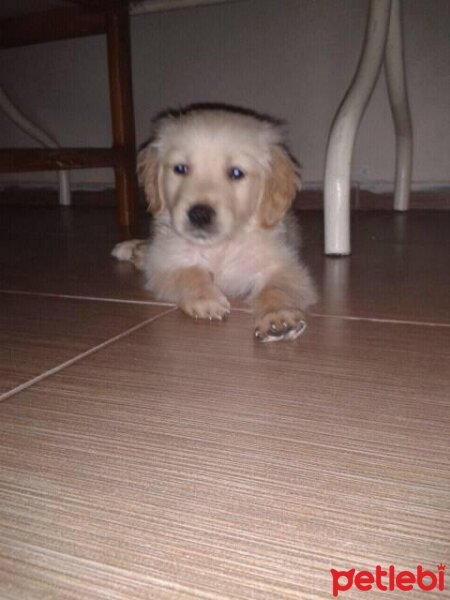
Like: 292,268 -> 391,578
0,0 -> 138,229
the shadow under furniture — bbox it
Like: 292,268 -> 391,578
0,1 -> 138,232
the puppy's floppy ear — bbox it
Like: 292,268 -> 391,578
259,145 -> 300,228
137,145 -> 165,216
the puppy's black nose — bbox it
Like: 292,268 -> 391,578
188,204 -> 215,228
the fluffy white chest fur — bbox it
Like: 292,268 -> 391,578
146,212 -> 302,303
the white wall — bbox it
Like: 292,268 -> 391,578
0,0 -> 448,190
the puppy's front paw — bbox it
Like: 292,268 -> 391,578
255,308 -> 306,342
180,286 -> 231,321
111,239 -> 148,269
111,239 -> 141,261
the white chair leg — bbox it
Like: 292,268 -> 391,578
324,0 -> 392,255
0,85 -> 72,207
384,0 -> 413,211
57,171 -> 71,206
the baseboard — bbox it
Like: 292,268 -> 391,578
0,186 -> 145,208
0,185 -> 449,210
294,187 -> 450,210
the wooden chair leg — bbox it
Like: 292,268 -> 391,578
114,163 -> 138,233
106,7 -> 138,230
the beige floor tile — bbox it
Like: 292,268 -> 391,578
1,207 -> 449,324
308,242 -> 450,324
0,293 -> 169,397
0,310 -> 448,599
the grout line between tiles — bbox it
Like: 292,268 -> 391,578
228,306 -> 450,328
0,307 -> 176,403
0,288 -> 174,308
1,288 -> 449,329
310,312 -> 450,328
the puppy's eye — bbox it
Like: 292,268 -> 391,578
173,163 -> 189,176
228,167 -> 245,180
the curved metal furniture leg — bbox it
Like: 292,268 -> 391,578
0,86 -> 71,206
384,0 -> 412,211
324,0 -> 391,255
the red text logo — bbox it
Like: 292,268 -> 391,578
330,564 -> 445,597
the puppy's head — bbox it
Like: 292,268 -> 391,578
138,107 -> 300,244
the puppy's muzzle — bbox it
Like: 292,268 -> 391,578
188,204 -> 216,229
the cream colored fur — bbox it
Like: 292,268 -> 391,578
112,107 -> 317,341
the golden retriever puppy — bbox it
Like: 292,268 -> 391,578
112,106 -> 317,341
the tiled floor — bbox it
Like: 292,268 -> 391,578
0,204 -> 449,599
